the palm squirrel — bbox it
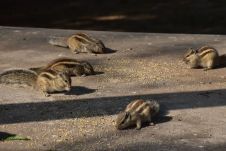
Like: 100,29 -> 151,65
183,46 -> 226,70
29,57 -> 95,76
48,33 -> 106,54
116,99 -> 160,130
0,69 -> 71,97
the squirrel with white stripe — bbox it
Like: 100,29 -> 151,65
116,99 -> 160,130
30,57 -> 95,76
183,46 -> 226,70
48,33 -> 106,54
0,69 -> 71,97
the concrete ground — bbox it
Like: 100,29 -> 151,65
0,26 -> 226,151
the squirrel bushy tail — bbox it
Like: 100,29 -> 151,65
149,100 -> 160,116
48,37 -> 68,48
0,69 -> 37,87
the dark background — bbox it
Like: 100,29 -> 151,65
0,0 -> 226,34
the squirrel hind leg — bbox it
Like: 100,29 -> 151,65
204,61 -> 215,71
135,114 -> 142,130
135,119 -> 142,130
40,87 -> 50,97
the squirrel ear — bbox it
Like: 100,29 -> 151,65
187,48 -> 193,52
125,112 -> 131,120
190,49 -> 196,54
128,113 -> 132,120
125,112 -> 129,119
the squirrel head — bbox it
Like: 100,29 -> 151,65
55,72 -> 71,91
115,112 -> 132,130
81,62 -> 95,75
183,48 -> 198,63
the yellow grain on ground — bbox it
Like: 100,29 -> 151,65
96,57 -> 189,85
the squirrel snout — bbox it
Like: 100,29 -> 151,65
65,86 -> 71,91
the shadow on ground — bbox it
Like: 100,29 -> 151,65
65,86 -> 97,95
1,0 -> 226,34
55,136 -> 226,151
0,89 -> 226,124
0,132 -> 16,141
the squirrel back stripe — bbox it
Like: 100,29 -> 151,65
29,57 -> 95,76
135,101 -> 150,114
198,48 -> 218,57
39,70 -> 58,79
76,33 -> 100,43
196,46 -> 216,53
45,58 -> 81,69
126,99 -> 145,112
71,34 -> 94,45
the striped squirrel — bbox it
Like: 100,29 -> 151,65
48,33 -> 106,54
29,57 -> 95,76
183,46 -> 226,70
0,69 -> 71,97
116,99 -> 160,130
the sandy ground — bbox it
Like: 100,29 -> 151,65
0,26 -> 226,151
